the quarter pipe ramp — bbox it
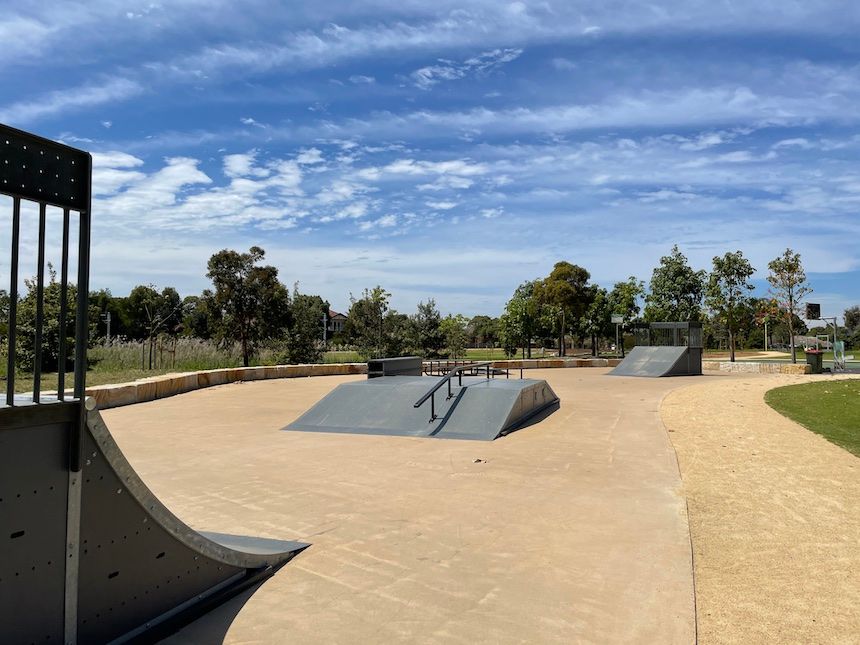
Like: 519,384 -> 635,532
1,401 -> 307,644
609,346 -> 702,377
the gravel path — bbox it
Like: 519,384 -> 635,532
661,374 -> 860,644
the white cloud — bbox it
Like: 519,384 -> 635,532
551,57 -> 577,70
0,77 -> 143,125
410,48 -> 522,89
380,158 -> 489,177
348,74 -> 375,84
240,116 -> 267,128
223,152 -> 270,178
426,200 -> 458,210
296,147 -> 324,164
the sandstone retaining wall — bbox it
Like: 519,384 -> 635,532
84,357 -> 623,410
702,360 -> 811,375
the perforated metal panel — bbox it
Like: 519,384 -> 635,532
0,414 -> 73,643
76,428 -> 248,642
0,124 -> 90,210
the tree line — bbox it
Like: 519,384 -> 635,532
2,244 -> 858,373
498,246 -> 854,363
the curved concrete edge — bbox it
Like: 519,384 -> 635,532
86,363 -> 369,410
84,358 -> 623,411
703,360 -> 810,374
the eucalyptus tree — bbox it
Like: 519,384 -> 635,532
705,251 -> 755,362
608,276 -> 645,357
767,248 -> 812,363
206,246 -> 290,367
645,245 -> 706,322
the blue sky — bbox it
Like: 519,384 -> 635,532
1,1 -> 859,319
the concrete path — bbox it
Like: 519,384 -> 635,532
102,369 -> 696,643
662,374 -> 860,644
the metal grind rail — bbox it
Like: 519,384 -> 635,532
414,361 -> 503,423
423,359 -> 523,380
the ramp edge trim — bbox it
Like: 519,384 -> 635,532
86,410 -> 308,569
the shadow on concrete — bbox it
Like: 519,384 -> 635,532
159,582 -> 265,644
499,399 -> 561,437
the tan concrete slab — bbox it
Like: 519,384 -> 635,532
101,369 -> 697,643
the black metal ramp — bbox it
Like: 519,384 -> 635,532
284,376 -> 559,441
608,346 -> 693,377
1,402 -> 307,644
1,123 -> 306,643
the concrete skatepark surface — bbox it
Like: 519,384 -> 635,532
102,369 -> 696,643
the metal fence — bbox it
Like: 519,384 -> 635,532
2,123 -> 91,407
632,322 -> 703,348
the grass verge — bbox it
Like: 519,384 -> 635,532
765,380 -> 860,457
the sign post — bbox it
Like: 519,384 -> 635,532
611,314 -> 624,358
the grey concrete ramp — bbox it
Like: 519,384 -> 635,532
285,376 -> 559,441
609,346 -> 693,377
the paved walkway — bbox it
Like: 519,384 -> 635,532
102,369 -> 696,643
662,374 -> 860,644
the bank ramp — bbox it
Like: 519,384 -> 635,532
609,346 -> 701,377
285,375 -> 559,441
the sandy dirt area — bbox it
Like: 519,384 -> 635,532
661,374 -> 860,644
102,369 -> 695,644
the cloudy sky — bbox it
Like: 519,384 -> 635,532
2,1 -> 859,318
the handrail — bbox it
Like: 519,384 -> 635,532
413,361 -> 494,423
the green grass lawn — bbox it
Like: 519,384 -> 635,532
322,350 -> 363,363
765,380 -> 860,457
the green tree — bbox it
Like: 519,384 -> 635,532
14,266 -> 90,373
466,315 -> 499,348
580,287 -> 612,356
181,294 -> 215,339
502,280 -> 541,358
0,288 -> 9,341
534,261 -> 591,356
383,312 -> 412,358
844,306 -> 860,334
705,251 -> 755,362
346,286 -> 393,360
440,314 -> 469,358
844,305 -> 860,349
767,248 -> 812,363
206,246 -> 290,367
608,276 -> 645,357
285,286 -> 328,364
410,299 -> 444,357
645,245 -> 706,322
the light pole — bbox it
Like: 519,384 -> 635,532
101,311 -> 111,345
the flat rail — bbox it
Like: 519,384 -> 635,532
413,361 -> 494,423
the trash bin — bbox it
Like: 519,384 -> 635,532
805,349 -> 824,374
